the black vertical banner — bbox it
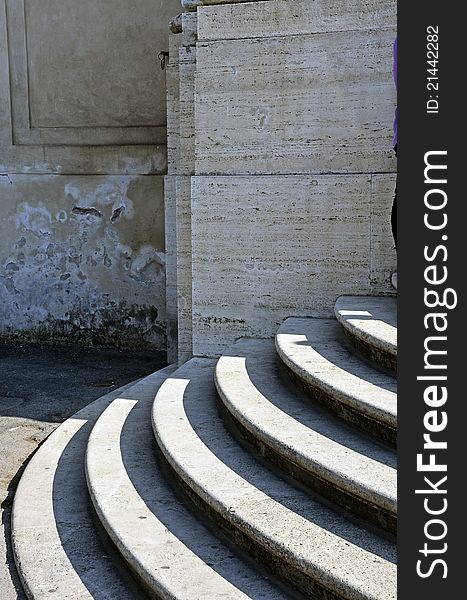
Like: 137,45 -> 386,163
398,3 -> 464,599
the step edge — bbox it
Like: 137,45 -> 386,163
85,365 -> 267,600
10,378 -> 141,600
275,323 -> 397,428
334,297 -> 397,358
214,355 -> 397,516
152,360 -> 396,600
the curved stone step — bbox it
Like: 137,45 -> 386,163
86,366 -> 287,600
153,359 -> 396,600
276,319 -> 397,445
335,296 -> 397,371
11,381 -> 148,600
215,338 -> 397,534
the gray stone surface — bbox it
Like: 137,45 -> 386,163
167,31 -> 182,175
1,0 -> 179,151
1,342 -> 165,600
179,46 -> 197,176
153,359 -> 396,600
215,338 -> 396,519
197,0 -> 396,41
0,144 -> 167,177
165,28 -> 183,362
87,367 -> 287,599
176,18 -> 197,359
169,14 -> 183,35
165,15 -> 197,364
191,174 -> 393,356
335,296 -> 397,362
183,0 -> 272,11
164,177 -> 179,363
175,177 -> 194,364
12,1 -> 174,132
181,12 -> 198,48
175,40 -> 197,363
276,318 -> 397,429
194,28 -> 396,175
176,37 -> 197,364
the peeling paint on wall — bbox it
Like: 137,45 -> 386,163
0,174 -> 167,350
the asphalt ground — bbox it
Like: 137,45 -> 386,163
0,341 -> 166,599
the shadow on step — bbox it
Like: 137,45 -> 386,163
240,344 -> 396,468
118,385 -> 287,599
52,415 -> 149,600
179,370 -> 396,565
338,311 -> 397,329
289,320 -> 396,394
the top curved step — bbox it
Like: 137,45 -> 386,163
276,318 -> 397,446
335,296 -> 397,371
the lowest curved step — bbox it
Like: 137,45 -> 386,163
276,319 -> 397,445
86,366 -> 286,600
11,381 -> 147,600
335,296 -> 397,371
215,338 -> 397,534
153,359 -> 396,600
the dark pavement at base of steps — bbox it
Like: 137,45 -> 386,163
0,341 -> 166,599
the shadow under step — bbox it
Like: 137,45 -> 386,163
11,380 -> 149,600
276,318 -> 397,446
215,338 -> 397,535
334,296 -> 397,372
153,359 -> 396,600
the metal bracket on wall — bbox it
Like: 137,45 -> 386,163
158,51 -> 170,70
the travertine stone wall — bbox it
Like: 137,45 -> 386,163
0,0 -> 181,348
182,0 -> 273,11
164,12 -> 198,363
191,174 -> 394,356
196,0 -> 395,356
175,176 -> 194,363
165,28 -> 183,361
196,0 -> 395,40
164,176 -> 179,361
195,28 -> 396,175
167,31 -> 183,176
166,0 -> 397,358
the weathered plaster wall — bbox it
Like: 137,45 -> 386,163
0,0 -> 180,348
0,175 -> 165,348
